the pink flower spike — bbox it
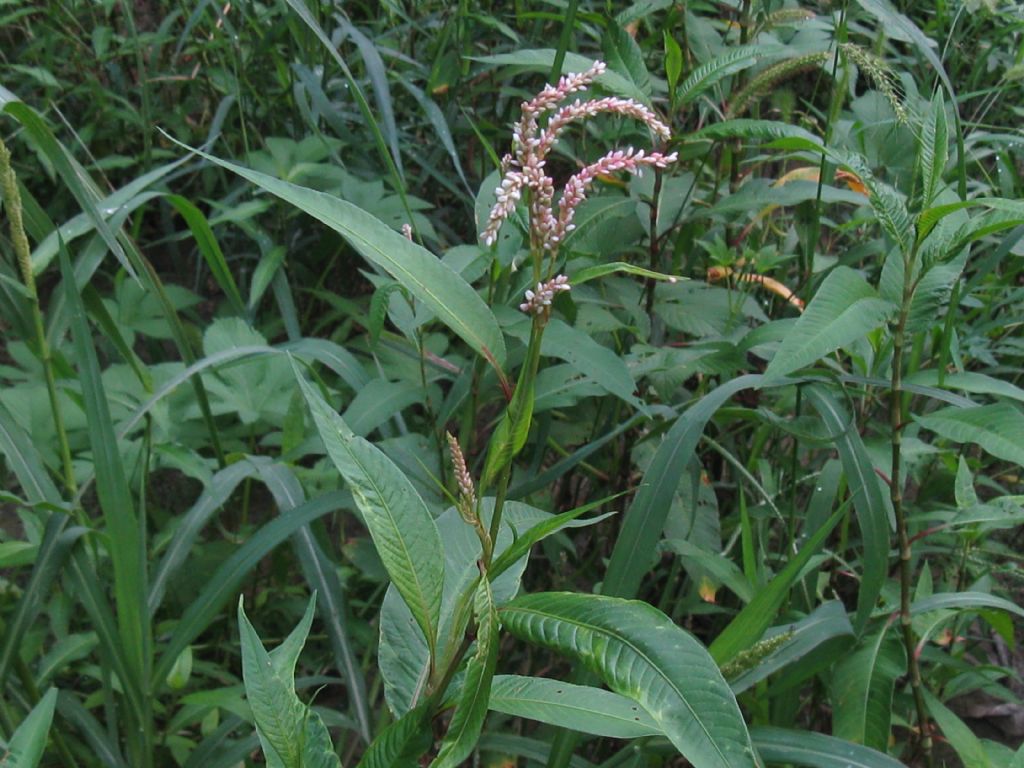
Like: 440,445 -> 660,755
520,274 -> 571,315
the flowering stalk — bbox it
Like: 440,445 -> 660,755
0,138 -> 78,496
447,432 -> 491,562
478,61 -> 676,567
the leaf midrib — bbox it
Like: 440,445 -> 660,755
504,602 -> 741,767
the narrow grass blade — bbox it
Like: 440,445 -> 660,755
805,385 -> 890,633
164,194 -> 246,316
153,491 -> 347,684
0,401 -> 63,505
59,245 -> 150,688
280,0 -> 414,221
148,460 -> 258,614
709,507 -> 844,665
57,691 -> 130,768
0,514 -> 72,691
603,375 -> 763,599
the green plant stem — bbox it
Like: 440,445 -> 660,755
891,242 -> 934,768
0,139 -> 78,498
644,167 -> 665,343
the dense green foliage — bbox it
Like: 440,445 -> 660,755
2,1 -> 1024,766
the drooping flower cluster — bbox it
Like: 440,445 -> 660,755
519,274 -> 571,315
481,61 -> 678,254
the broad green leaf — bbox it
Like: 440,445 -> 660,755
430,579 -> 499,768
489,676 -> 661,738
294,360 -> 444,655
604,375 -> 763,599
831,626 -> 904,751
172,140 -> 506,366
750,726 -> 907,768
342,379 -> 422,437
355,704 -> 432,768
916,403 -> 1024,466
4,687 -> 58,768
477,733 -> 597,768
482,325 -> 540,490
805,385 -> 891,632
542,319 -> 642,410
709,508 -> 843,665
764,267 -> 895,380
906,370 -> 1024,406
379,501 -> 539,715
502,592 -> 757,768
238,596 -> 341,768
663,539 -> 753,604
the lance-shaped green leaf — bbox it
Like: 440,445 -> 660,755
431,579 -> 499,768
490,676 -> 661,738
764,267 -> 895,381
676,46 -> 778,105
355,704 -> 432,768
293,360 -> 444,655
3,687 -> 58,768
482,323 -> 541,489
170,138 -> 506,366
751,726 -> 907,768
238,596 -> 340,768
831,626 -> 904,751
915,403 -> 1024,467
502,592 -> 757,768
917,91 -> 949,209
